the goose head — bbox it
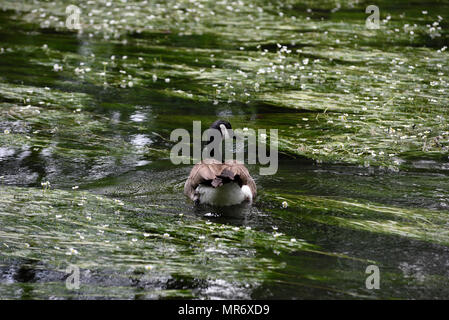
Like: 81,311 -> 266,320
206,120 -> 232,161
210,119 -> 232,140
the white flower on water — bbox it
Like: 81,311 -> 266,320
76,232 -> 85,240
41,181 -> 51,189
114,199 -> 124,206
281,201 -> 288,208
66,248 -> 79,255
53,64 -> 63,71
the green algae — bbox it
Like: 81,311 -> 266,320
0,184 -> 352,299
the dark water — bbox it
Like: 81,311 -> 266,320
0,0 -> 449,299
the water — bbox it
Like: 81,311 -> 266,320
0,0 -> 448,299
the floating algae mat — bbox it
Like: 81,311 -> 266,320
0,0 -> 449,299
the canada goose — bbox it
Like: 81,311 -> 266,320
184,120 -> 256,206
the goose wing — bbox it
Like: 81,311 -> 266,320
223,160 -> 256,198
184,159 -> 256,201
184,159 -> 222,201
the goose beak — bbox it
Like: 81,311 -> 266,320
219,124 -> 230,139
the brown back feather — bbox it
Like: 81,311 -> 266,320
184,159 -> 256,201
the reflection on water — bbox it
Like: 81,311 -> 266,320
130,134 -> 152,150
130,111 -> 148,123
0,147 -> 15,160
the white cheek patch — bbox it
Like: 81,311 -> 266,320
219,124 -> 230,139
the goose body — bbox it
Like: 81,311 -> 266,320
184,120 -> 256,206
184,158 -> 256,206
196,183 -> 252,206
